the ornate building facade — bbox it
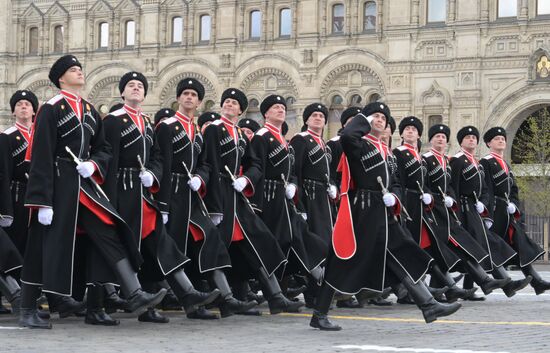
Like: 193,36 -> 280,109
1,0 -> 550,156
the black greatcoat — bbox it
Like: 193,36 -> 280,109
422,151 -> 489,268
0,125 -> 31,254
202,118 -> 286,276
393,145 -> 460,272
103,108 -> 189,277
480,154 -> 545,266
0,227 -> 22,275
243,125 -> 327,274
324,115 -> 432,295
289,131 -> 335,244
449,151 -> 516,269
155,115 -> 231,273
23,94 -> 142,296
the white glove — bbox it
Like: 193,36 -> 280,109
285,184 -> 296,200
444,196 -> 454,208
421,193 -> 433,205
507,202 -> 517,215
211,214 -> 223,226
188,176 -> 202,192
139,170 -> 154,188
475,201 -> 485,214
232,177 -> 248,193
0,217 -> 13,228
328,185 -> 338,200
484,219 -> 493,229
162,213 -> 169,224
38,208 -> 53,226
301,213 -> 308,221
76,161 -> 95,178
383,193 -> 396,207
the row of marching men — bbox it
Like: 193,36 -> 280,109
0,54 -> 549,331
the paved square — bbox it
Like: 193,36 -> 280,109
1,270 -> 550,353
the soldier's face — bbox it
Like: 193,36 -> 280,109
370,112 -> 387,134
241,127 -> 254,141
265,103 -> 286,125
488,135 -> 506,151
59,66 -> 85,88
178,89 -> 201,112
401,125 -> 419,144
381,125 -> 392,143
306,112 -> 325,130
222,98 -> 242,118
13,100 -> 34,120
430,133 -> 447,151
122,80 -> 145,104
461,134 -> 478,150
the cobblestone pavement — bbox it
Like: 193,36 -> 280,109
1,270 -> 550,353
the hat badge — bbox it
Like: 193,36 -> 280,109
188,80 -> 193,84
231,91 -> 236,94
22,92 -> 26,96
468,128 -> 472,132
317,105 -> 321,109
277,96 -> 281,101
211,114 -> 215,118
132,73 -> 137,77
246,120 -> 250,124
440,126 -> 443,130
498,129 -> 502,132
165,110 -> 169,114
380,104 -> 384,109
71,57 -> 77,62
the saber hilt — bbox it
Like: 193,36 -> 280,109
182,161 -> 209,216
224,165 -> 255,213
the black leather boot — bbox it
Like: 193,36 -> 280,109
522,264 -> 550,295
462,259 -> 511,295
85,285 -> 120,326
103,283 -> 128,314
401,276 -> 461,323
114,259 -> 167,313
46,293 -> 84,318
0,274 -> 21,315
166,269 -> 220,314
368,296 -> 393,306
211,270 -> 257,318
19,284 -> 51,329
492,266 -> 532,297
309,283 -> 341,331
430,265 -> 478,303
392,283 -> 415,304
336,297 -> 363,308
186,306 -> 220,319
138,307 -> 169,323
256,267 -> 303,315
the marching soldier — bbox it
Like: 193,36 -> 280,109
241,95 -> 327,293
450,126 -> 522,300
155,78 -> 256,319
311,103 -> 460,331
481,127 -> 550,294
237,118 -> 261,141
423,124 -> 529,299
19,55 -> 167,328
202,88 -> 302,314
102,73 -> 221,324
290,103 -> 338,245
197,112 -> 220,134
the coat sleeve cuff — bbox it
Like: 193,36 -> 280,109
89,160 -> 105,185
242,176 -> 254,197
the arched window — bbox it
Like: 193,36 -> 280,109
125,20 -> 135,46
364,1 -> 376,31
427,0 -> 446,23
538,0 -> 550,15
280,8 -> 292,37
99,22 -> 109,48
200,15 -> 211,42
369,93 -> 381,103
172,17 -> 183,43
332,4 -> 345,34
53,25 -> 64,53
250,10 -> 262,39
498,0 -> 517,18
204,100 -> 215,111
28,27 -> 38,54
350,94 -> 363,106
